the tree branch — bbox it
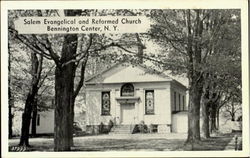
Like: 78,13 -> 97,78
9,27 -> 52,60
37,65 -> 55,89
43,37 -> 61,66
73,34 -> 93,98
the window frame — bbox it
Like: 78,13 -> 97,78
145,90 -> 155,115
183,95 -> 185,110
121,83 -> 134,97
101,91 -> 111,116
174,91 -> 177,111
173,92 -> 187,112
179,93 -> 181,111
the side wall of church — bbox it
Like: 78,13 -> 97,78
170,82 -> 188,133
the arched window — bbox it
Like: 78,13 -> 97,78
121,83 -> 134,96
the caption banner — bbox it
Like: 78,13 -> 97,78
14,16 -> 151,34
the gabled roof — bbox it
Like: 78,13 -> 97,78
85,62 -> 123,83
85,62 -> 186,90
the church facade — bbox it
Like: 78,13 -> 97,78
85,62 -> 188,133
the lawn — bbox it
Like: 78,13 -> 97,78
8,132 -> 241,151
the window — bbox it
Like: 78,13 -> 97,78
183,95 -> 186,110
173,92 -> 186,112
37,114 -> 40,126
183,95 -> 185,110
145,90 -> 154,114
179,93 -> 181,110
121,83 -> 134,96
174,92 -> 176,111
101,91 -> 111,115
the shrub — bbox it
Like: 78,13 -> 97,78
108,119 -> 114,132
99,122 -> 105,133
138,121 -> 148,133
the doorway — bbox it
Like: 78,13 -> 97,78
120,103 -> 135,124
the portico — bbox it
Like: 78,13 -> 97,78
116,96 -> 140,125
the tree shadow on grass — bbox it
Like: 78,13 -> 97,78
72,138 -> 185,151
173,133 -> 235,151
9,133 -> 238,151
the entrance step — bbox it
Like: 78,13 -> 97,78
109,125 -> 134,134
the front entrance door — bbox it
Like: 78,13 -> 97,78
121,103 -> 135,124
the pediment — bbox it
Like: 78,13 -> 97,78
86,63 -> 172,84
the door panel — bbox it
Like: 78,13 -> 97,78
121,104 -> 135,124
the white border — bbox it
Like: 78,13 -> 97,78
1,0 -> 249,157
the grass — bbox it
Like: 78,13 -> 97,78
174,133 -> 240,151
72,138 -> 184,151
9,132 -> 241,151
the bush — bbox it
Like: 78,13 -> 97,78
133,121 -> 148,133
108,119 -> 114,132
99,122 -> 112,134
99,122 -> 105,133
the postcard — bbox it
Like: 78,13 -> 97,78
1,0 -> 249,157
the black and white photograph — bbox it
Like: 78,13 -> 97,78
1,0 -> 249,157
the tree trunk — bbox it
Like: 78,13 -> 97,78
53,10 -> 82,151
186,84 -> 203,143
9,105 -> 13,139
216,109 -> 220,130
210,106 -> 217,133
31,98 -> 37,137
69,99 -> 75,146
9,43 -> 13,139
54,33 -> 77,151
231,100 -> 235,121
70,54 -> 89,146
186,10 -> 203,144
202,102 -> 210,138
19,53 -> 42,146
9,87 -> 14,139
135,33 -> 145,64
19,93 -> 36,146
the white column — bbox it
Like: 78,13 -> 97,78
115,89 -> 121,125
134,101 -> 139,124
111,89 -> 116,117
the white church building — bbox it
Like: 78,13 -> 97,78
27,62 -> 188,135
85,62 -> 188,133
